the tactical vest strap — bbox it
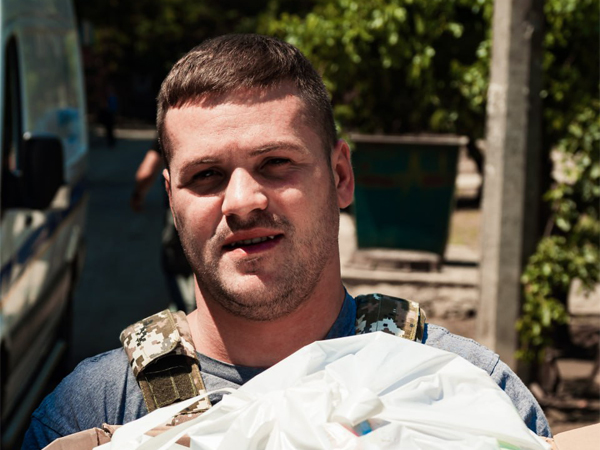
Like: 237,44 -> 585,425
120,310 -> 211,415
355,293 -> 427,342
120,294 -> 426,419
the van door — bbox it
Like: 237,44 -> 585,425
0,0 -> 89,443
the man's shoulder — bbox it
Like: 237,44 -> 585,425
76,346 -> 130,370
422,323 -> 499,375
63,347 -> 143,407
421,323 -> 551,437
62,347 -> 134,391
24,348 -> 146,448
35,347 -> 143,420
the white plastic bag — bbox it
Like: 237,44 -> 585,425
97,332 -> 551,450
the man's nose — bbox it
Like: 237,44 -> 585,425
222,169 -> 268,217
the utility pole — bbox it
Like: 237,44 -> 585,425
477,0 -> 544,371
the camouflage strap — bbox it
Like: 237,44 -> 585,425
120,310 -> 211,416
120,294 -> 425,422
355,293 -> 427,342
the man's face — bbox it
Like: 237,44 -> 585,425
163,85 -> 353,321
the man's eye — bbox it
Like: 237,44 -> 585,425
193,169 -> 219,180
265,158 -> 290,167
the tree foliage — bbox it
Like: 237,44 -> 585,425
260,0 -> 492,137
518,101 -> 599,361
516,0 -> 599,362
74,0 -> 270,119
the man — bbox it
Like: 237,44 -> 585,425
23,34 -> 550,449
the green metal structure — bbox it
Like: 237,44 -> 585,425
351,134 -> 467,257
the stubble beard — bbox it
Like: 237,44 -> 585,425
177,191 -> 340,321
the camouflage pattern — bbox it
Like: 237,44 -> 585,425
355,293 -> 426,342
120,309 -> 211,414
120,310 -> 197,377
167,398 -> 210,426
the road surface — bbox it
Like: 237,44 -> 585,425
69,133 -> 171,369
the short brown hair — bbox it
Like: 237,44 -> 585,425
157,34 -> 337,167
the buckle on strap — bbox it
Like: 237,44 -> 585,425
120,310 -> 211,413
355,293 -> 427,342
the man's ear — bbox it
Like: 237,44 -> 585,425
163,168 -> 178,230
331,139 -> 354,209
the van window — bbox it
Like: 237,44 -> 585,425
1,37 -> 23,212
19,25 -> 84,166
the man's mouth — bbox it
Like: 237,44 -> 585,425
226,235 -> 278,249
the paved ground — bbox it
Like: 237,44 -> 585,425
69,130 -> 598,435
69,131 -> 169,367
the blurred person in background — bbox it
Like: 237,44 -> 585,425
130,139 -> 196,313
99,85 -> 118,147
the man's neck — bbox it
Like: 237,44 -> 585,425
187,278 -> 346,368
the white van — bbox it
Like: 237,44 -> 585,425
0,0 -> 88,446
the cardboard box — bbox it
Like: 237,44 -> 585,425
44,423 -> 600,450
549,423 -> 600,450
44,424 -> 190,449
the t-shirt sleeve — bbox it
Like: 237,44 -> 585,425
489,358 -> 552,438
21,416 -> 62,450
21,349 -> 146,450
423,323 -> 552,437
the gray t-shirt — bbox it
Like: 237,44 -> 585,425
22,293 -> 550,449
